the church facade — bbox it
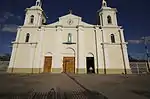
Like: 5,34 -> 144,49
7,0 -> 131,74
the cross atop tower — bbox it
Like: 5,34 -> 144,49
36,0 -> 42,7
69,9 -> 73,14
102,0 -> 107,7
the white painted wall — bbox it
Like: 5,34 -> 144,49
8,2 -> 130,74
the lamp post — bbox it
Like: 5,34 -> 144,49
128,36 -> 150,73
141,37 -> 150,73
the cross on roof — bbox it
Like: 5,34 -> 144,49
69,10 -> 72,14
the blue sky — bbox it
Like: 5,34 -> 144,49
0,0 -> 150,59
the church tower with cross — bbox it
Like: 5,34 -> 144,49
97,0 -> 130,74
98,0 -> 118,26
8,0 -> 131,74
24,0 -> 46,26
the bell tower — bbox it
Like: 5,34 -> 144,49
102,0 -> 107,7
98,0 -> 118,27
23,0 -> 46,26
36,0 -> 42,7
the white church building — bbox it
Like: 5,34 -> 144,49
7,0 -> 131,74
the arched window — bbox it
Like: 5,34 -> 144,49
107,15 -> 112,24
36,0 -> 41,6
25,33 -> 30,42
103,2 -> 106,6
37,2 -> 39,6
30,15 -> 34,24
111,34 -> 115,43
68,33 -> 72,43
42,19 -> 44,24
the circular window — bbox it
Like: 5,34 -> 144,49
67,19 -> 73,25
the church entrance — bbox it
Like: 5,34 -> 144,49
86,57 -> 95,74
43,56 -> 52,73
63,57 -> 75,73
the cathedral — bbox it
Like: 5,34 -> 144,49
7,0 -> 131,74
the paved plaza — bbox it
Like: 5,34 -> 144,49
0,73 -> 150,99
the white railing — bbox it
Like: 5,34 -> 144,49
0,61 -> 9,72
130,62 -> 149,74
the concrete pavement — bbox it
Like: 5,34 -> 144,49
0,73 -> 149,99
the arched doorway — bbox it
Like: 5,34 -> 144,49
86,53 -> 95,74
63,48 -> 75,73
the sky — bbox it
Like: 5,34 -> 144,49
0,0 -> 150,59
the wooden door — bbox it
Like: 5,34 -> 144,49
44,56 -> 52,73
63,57 -> 75,73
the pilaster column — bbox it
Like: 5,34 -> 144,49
94,26 -> 99,74
77,25 -> 85,73
37,13 -> 42,26
54,25 -> 63,71
30,43 -> 37,73
101,29 -> 110,74
119,29 -> 130,74
8,28 -> 22,73
8,43 -> 18,73
35,27 -> 44,73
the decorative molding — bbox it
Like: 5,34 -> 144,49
94,25 -> 100,31
99,7 -> 117,12
76,25 -> 84,28
63,42 -> 76,45
101,26 -> 122,28
44,25 -> 95,29
56,25 -> 63,31
26,8 -> 43,12
77,27 -> 84,31
55,25 -> 63,28
21,26 -> 41,28
12,42 -> 38,45
101,42 -> 128,45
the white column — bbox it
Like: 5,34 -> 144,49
77,25 -> 85,73
30,43 -> 37,73
94,26 -> 99,73
15,27 -> 21,42
54,26 -> 63,70
34,27 -> 43,72
101,29 -> 109,74
123,45 -> 130,69
8,27 -> 21,72
119,29 -> 130,74
37,13 -> 42,26
120,29 -> 130,69
8,43 -> 18,71
39,27 -> 44,70
105,46 -> 110,69
119,29 -> 125,42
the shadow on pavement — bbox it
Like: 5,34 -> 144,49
65,73 -> 108,99
131,90 -> 150,98
0,88 -> 107,99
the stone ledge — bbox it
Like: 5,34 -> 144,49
7,68 -> 42,73
7,68 -> 132,74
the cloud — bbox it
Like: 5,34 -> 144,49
0,12 -> 22,23
3,12 -> 14,19
0,18 -> 6,23
128,40 -> 143,44
141,36 -> 150,41
128,37 -> 150,44
1,24 -> 18,33
17,16 -> 22,20
0,12 -> 20,33
0,12 -> 14,23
